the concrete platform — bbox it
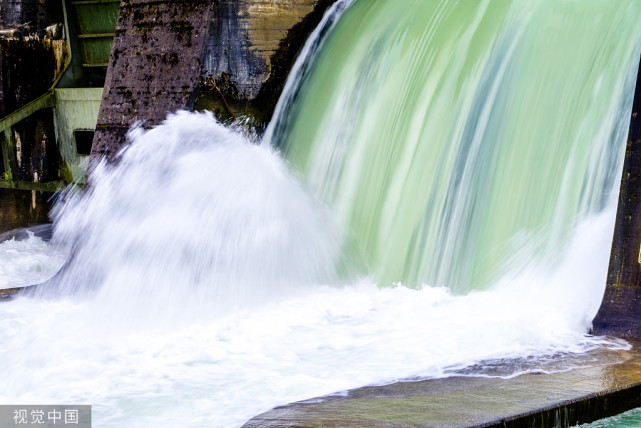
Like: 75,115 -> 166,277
243,340 -> 641,428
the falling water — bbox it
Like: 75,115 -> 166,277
1,1 -> 641,427
274,0 -> 641,291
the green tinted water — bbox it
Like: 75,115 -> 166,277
581,407 -> 641,427
276,0 -> 641,291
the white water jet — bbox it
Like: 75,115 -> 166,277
45,112 -> 342,317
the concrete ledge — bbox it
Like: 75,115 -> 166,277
243,341 -> 641,428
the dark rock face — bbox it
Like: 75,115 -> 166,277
593,57 -> 641,338
90,0 -> 214,161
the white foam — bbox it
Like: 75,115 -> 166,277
0,232 -> 68,289
0,112 -> 623,427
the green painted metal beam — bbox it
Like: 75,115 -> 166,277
0,179 -> 65,192
0,91 -> 54,133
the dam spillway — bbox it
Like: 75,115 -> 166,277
274,0 -> 641,292
2,0 -> 641,427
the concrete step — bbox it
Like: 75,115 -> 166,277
243,340 -> 641,428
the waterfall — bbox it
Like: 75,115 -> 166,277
273,0 -> 641,291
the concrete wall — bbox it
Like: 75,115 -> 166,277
90,0 -> 214,161
195,0 -> 336,125
593,58 -> 641,338
202,0 -> 321,100
92,0 -> 338,161
53,88 -> 102,183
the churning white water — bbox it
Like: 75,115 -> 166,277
0,230 -> 67,289
0,112 -> 627,427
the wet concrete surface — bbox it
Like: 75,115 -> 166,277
243,340 -> 641,427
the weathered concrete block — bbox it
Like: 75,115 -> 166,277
203,0 -> 320,101
91,0 -> 213,160
197,0 -> 337,125
92,0 -> 339,160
